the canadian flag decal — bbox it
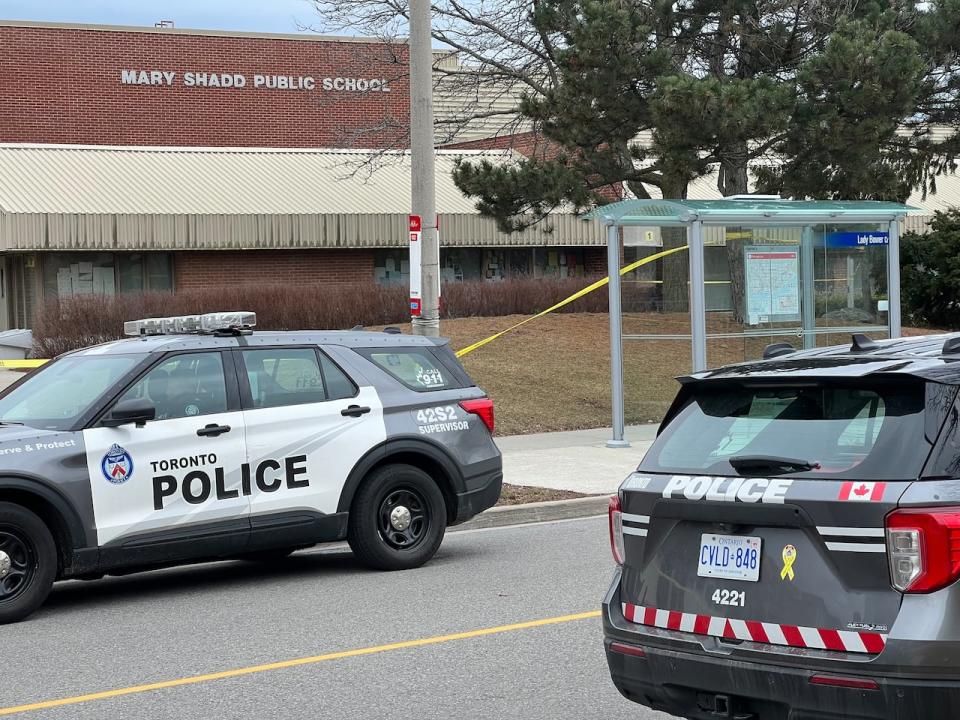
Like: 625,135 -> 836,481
839,481 -> 886,502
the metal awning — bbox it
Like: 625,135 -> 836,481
581,198 -> 918,226
0,144 -> 604,250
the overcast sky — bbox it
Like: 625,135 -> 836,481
0,0 -> 321,33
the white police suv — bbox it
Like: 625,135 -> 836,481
0,312 -> 502,623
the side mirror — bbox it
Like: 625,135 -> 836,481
102,399 -> 156,428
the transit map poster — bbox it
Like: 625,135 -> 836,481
743,246 -> 801,325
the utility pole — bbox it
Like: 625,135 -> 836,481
409,0 -> 440,336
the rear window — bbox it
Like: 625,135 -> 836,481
642,381 -> 930,480
363,348 -> 460,392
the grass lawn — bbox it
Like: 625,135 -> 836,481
379,313 -> 943,436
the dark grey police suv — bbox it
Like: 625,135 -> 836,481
604,333 -> 960,720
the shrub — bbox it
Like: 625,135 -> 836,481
901,209 -> 960,328
32,276 -> 635,356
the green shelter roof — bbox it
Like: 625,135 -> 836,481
581,198 -> 918,226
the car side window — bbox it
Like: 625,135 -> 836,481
116,352 -> 228,421
242,348 -> 333,409
363,349 -> 459,391
319,352 -> 358,401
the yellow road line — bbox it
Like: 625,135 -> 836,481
0,610 -> 602,716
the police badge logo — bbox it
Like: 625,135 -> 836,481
101,444 -> 134,485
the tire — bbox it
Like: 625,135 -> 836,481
0,502 -> 57,624
237,548 -> 296,563
347,464 -> 447,571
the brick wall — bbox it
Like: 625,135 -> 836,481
0,24 -> 410,148
173,249 -> 376,289
444,131 -> 544,157
584,247 -> 607,275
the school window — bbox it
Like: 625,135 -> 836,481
42,252 -> 174,297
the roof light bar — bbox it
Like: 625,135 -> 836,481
123,312 -> 257,336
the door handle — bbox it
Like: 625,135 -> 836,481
341,405 -> 371,418
197,423 -> 231,437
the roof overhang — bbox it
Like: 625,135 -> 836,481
580,199 -> 918,227
0,144 -> 606,251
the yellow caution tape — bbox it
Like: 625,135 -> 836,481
455,245 -> 689,358
0,359 -> 47,369
6,245 -> 690,368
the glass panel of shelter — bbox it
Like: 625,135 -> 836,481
700,223 -> 890,367
621,225 -> 692,424
619,220 -> 893,419
41,252 -> 174,298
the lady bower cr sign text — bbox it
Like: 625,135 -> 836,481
120,69 -> 392,93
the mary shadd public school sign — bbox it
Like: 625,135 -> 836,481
121,69 -> 391,93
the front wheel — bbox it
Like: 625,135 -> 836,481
347,464 -> 447,571
0,502 -> 57,624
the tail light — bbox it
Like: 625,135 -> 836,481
609,641 -> 646,658
460,398 -> 494,433
886,507 -> 960,593
609,495 -> 625,565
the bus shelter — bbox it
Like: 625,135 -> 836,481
582,198 -> 915,447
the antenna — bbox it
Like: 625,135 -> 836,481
155,20 -> 175,28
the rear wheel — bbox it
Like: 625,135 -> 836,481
347,464 -> 447,571
0,502 -> 57,624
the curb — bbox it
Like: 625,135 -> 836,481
451,495 -> 610,532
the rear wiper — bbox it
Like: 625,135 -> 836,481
0,421 -> 23,426
728,455 -> 820,476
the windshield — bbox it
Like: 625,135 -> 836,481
0,354 -> 145,430
641,380 -> 930,480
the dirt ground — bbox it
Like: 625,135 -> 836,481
495,483 -> 589,505
380,313 -> 942,436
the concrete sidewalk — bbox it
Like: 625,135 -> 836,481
496,425 -> 658,495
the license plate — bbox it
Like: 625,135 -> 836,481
697,534 -> 762,582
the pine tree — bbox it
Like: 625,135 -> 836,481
754,10 -> 929,200
452,0 -> 827,311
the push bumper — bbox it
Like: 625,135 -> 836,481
604,638 -> 960,720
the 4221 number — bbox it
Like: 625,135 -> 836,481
712,589 -> 746,607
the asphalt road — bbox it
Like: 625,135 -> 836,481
0,516 -> 668,720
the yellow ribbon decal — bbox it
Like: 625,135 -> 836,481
455,244 -> 689,358
781,544 -> 797,581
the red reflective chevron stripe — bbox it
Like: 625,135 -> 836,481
694,614 -> 711,635
819,628 -> 846,652
745,621 -> 769,644
781,624 -> 805,648
860,632 -> 887,654
643,606 -> 657,626
621,603 -> 886,655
